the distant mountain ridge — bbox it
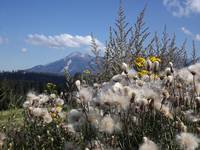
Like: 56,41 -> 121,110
27,52 -> 96,75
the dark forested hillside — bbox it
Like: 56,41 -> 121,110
0,71 -> 66,110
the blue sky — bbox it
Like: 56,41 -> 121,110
0,0 -> 200,71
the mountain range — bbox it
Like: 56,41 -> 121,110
27,52 -> 96,75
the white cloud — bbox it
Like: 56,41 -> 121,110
163,0 -> 200,17
181,26 -> 200,41
21,48 -> 27,53
26,33 -> 104,49
181,27 -> 193,36
195,34 -> 200,41
0,36 -> 8,44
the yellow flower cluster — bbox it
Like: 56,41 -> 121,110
134,57 -> 146,69
50,106 -> 64,124
149,56 -> 161,63
134,56 -> 161,78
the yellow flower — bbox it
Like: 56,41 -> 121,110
56,106 -> 62,113
51,112 -> 57,118
150,74 -> 159,79
138,70 -> 149,77
134,57 -> 146,68
149,56 -> 161,63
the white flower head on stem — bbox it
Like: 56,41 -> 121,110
176,132 -> 200,150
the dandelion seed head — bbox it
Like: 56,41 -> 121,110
139,137 -> 158,150
176,132 -> 200,150
122,62 -> 129,73
43,112 -> 52,124
50,93 -> 56,99
99,116 -> 114,134
112,82 -> 123,94
68,109 -> 83,124
55,98 -> 64,106
78,87 -> 93,104
75,80 -> 81,91
188,63 -> 200,76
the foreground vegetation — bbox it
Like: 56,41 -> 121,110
0,109 -> 23,128
1,1 -> 200,149
1,61 -> 200,149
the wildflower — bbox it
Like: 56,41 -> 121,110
122,62 -> 129,73
23,101 -> 30,108
139,137 -> 158,150
87,111 -> 99,128
169,62 -> 173,68
176,132 -> 200,150
188,63 -> 200,76
123,86 -> 136,100
112,82 -> 123,93
58,111 -> 66,119
55,98 -> 64,106
0,132 -> 6,148
178,68 -> 193,83
78,87 -> 93,104
138,70 -> 149,77
165,67 -> 172,76
135,57 -> 146,68
68,109 -> 83,125
56,106 -> 63,113
27,92 -> 38,102
145,58 -> 152,71
32,107 -> 48,117
43,112 -> 52,124
111,74 -> 126,82
113,95 -> 130,110
93,83 -> 100,88
50,93 -> 56,99
152,61 -> 159,73
149,56 -> 161,63
38,94 -> 49,104
166,75 -> 173,83
75,80 -> 81,91
99,116 -> 115,134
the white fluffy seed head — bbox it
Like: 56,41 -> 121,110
55,98 -> 64,106
75,80 -> 81,91
68,109 -> 83,124
99,116 -> 114,134
153,61 -> 159,72
169,62 -> 173,67
112,82 -> 123,93
146,58 -> 152,71
139,137 -> 158,150
43,112 -> 52,124
176,132 -> 200,150
122,62 -> 129,73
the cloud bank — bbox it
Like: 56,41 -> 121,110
26,33 -> 104,49
163,0 -> 200,17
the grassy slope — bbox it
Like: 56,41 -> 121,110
0,108 -> 23,128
